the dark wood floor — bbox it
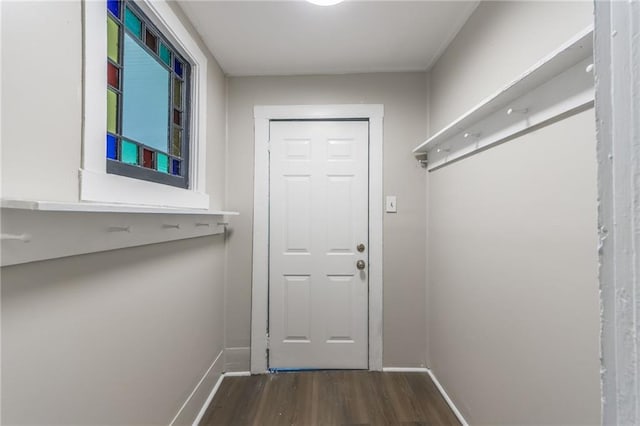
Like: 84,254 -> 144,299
200,371 -> 460,426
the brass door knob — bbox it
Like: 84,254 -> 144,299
356,260 -> 366,270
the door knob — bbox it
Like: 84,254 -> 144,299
356,260 -> 366,270
357,243 -> 365,252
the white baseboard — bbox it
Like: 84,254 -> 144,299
224,371 -> 251,377
382,367 -> 430,373
192,372 -> 225,425
191,370 -> 251,425
382,367 -> 468,426
426,369 -> 469,426
170,350 -> 224,426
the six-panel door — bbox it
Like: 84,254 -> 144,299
268,120 -> 369,369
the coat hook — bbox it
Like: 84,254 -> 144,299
163,224 -> 181,229
507,107 -> 528,115
195,222 -> 210,227
107,226 -> 131,233
1,233 -> 31,242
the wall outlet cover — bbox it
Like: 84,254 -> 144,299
386,196 -> 397,213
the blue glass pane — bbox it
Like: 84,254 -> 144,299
106,134 -> 117,159
107,0 -> 120,18
171,159 -> 181,176
125,8 -> 142,38
122,34 -> 169,153
174,59 -> 183,77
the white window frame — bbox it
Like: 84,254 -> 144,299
250,104 -> 384,373
82,0 -> 209,209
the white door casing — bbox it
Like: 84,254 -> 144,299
269,120 -> 369,369
251,104 -> 384,374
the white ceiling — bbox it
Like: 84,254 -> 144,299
178,1 -> 480,76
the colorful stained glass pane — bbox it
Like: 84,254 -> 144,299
173,109 -> 181,125
107,0 -> 120,18
122,33 -> 169,152
171,127 -> 182,156
124,7 -> 142,39
142,149 -> 154,168
171,159 -> 181,176
156,153 -> 169,173
173,78 -> 182,108
159,43 -> 171,65
121,140 -> 138,165
108,62 -> 119,88
107,89 -> 118,133
174,59 -> 183,77
145,29 -> 157,53
107,17 -> 119,62
107,135 -> 118,159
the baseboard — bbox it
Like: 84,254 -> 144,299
382,367 -> 430,373
224,347 -> 250,372
382,367 -> 468,426
426,369 -> 469,426
191,370 -> 252,425
169,350 -> 224,426
224,371 -> 251,377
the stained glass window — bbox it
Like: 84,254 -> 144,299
106,0 -> 190,188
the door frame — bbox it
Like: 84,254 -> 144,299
250,104 -> 384,374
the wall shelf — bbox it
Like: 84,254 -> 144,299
1,199 -> 238,216
1,199 -> 239,266
414,25 -> 594,171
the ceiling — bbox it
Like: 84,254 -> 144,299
178,0 -> 480,76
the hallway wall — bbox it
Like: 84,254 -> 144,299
426,1 -> 600,424
0,1 -> 228,424
225,73 -> 429,369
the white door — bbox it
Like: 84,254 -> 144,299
268,120 -> 369,370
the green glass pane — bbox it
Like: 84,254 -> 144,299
156,153 -> 169,173
124,7 -> 142,38
171,127 -> 182,156
122,34 -> 169,152
121,140 -> 138,165
107,89 -> 117,133
159,43 -> 171,65
173,78 -> 182,108
107,17 -> 119,63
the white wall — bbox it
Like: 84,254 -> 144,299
225,73 -> 429,369
429,1 -> 595,132
0,1 -> 228,423
426,1 -> 600,424
1,1 -> 82,202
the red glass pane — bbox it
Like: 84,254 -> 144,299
108,62 -> 119,88
145,29 -> 157,53
142,149 -> 154,168
173,109 -> 181,125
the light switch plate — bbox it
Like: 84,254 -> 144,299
386,196 -> 397,213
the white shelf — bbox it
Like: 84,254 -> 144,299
1,199 -> 239,266
414,26 -> 594,170
1,199 -> 239,216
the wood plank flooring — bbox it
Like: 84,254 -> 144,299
199,371 -> 460,426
